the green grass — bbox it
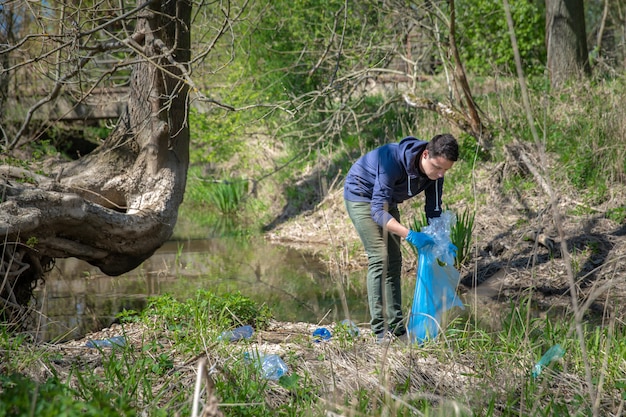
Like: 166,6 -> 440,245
176,170 -> 253,237
132,291 -> 273,352
450,207 -> 475,267
1,291 -> 624,416
0,373 -> 135,417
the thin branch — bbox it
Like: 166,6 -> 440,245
595,0 -> 609,54
77,1 -> 152,38
6,31 -> 144,150
191,0 -> 250,67
448,0 -> 490,148
502,0 -> 598,412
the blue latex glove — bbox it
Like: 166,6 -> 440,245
447,242 -> 458,257
406,230 -> 435,250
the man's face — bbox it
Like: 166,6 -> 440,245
419,150 -> 455,180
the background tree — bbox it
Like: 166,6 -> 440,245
2,0 -> 624,324
0,0 -> 192,320
545,0 -> 591,88
456,0 -> 546,76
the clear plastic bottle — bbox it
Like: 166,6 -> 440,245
261,354 -> 288,380
339,319 -> 360,337
218,325 -> 254,342
244,351 -> 289,380
532,344 -> 565,378
85,336 -> 126,348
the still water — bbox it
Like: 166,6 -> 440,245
33,238 -> 370,342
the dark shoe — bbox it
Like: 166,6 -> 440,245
376,331 -> 409,345
375,331 -> 393,344
395,333 -> 409,344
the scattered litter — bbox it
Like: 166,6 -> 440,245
245,352 -> 288,380
218,325 -> 254,342
532,344 -> 565,378
85,336 -> 126,348
339,319 -> 360,337
312,327 -> 332,342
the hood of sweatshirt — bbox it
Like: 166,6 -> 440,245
398,136 -> 427,177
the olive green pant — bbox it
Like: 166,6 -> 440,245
345,200 -> 405,337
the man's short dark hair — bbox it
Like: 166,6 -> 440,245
427,134 -> 459,161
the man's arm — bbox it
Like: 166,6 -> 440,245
384,218 -> 410,239
386,217 -> 435,250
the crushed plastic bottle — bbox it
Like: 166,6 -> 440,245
218,325 -> 254,342
85,336 -> 126,348
245,352 -> 288,380
312,327 -> 332,342
339,319 -> 360,337
260,354 -> 288,380
532,344 -> 565,378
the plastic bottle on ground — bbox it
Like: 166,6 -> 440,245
261,354 -> 288,380
532,344 -> 565,378
85,336 -> 126,348
312,327 -> 332,342
218,325 -> 254,342
339,319 -> 360,337
244,352 -> 289,380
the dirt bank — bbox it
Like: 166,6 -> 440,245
265,162 -> 626,327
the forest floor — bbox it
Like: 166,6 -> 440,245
35,159 -> 626,415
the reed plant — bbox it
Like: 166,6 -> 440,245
450,207 -> 475,267
410,208 -> 475,268
206,179 -> 248,217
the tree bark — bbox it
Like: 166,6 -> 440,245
0,0 -> 191,315
545,0 -> 591,88
448,0 -> 492,151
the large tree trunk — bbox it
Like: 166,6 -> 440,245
545,0 -> 591,88
0,0 -> 191,318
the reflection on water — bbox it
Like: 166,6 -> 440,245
33,238 -> 369,342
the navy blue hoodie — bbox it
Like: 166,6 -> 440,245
343,136 -> 443,227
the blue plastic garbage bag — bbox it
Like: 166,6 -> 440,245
407,212 -> 464,344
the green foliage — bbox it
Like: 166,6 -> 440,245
450,207 -> 475,267
0,373 -> 133,417
446,300 -> 614,415
29,139 -> 57,160
214,353 -> 317,417
523,85 -> 621,207
548,122 -> 614,190
239,0 -> 385,100
410,209 -> 475,267
502,173 -> 535,194
606,207 -> 626,224
458,133 -> 490,162
181,169 -> 252,236
455,0 -> 545,76
143,290 -> 273,333
84,123 -> 111,142
189,108 -> 245,166
205,179 -> 249,216
354,96 -> 417,145
136,291 -> 317,416
410,212 -> 429,242
0,291 -> 274,417
223,0 -> 404,152
2,298 -> 625,416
